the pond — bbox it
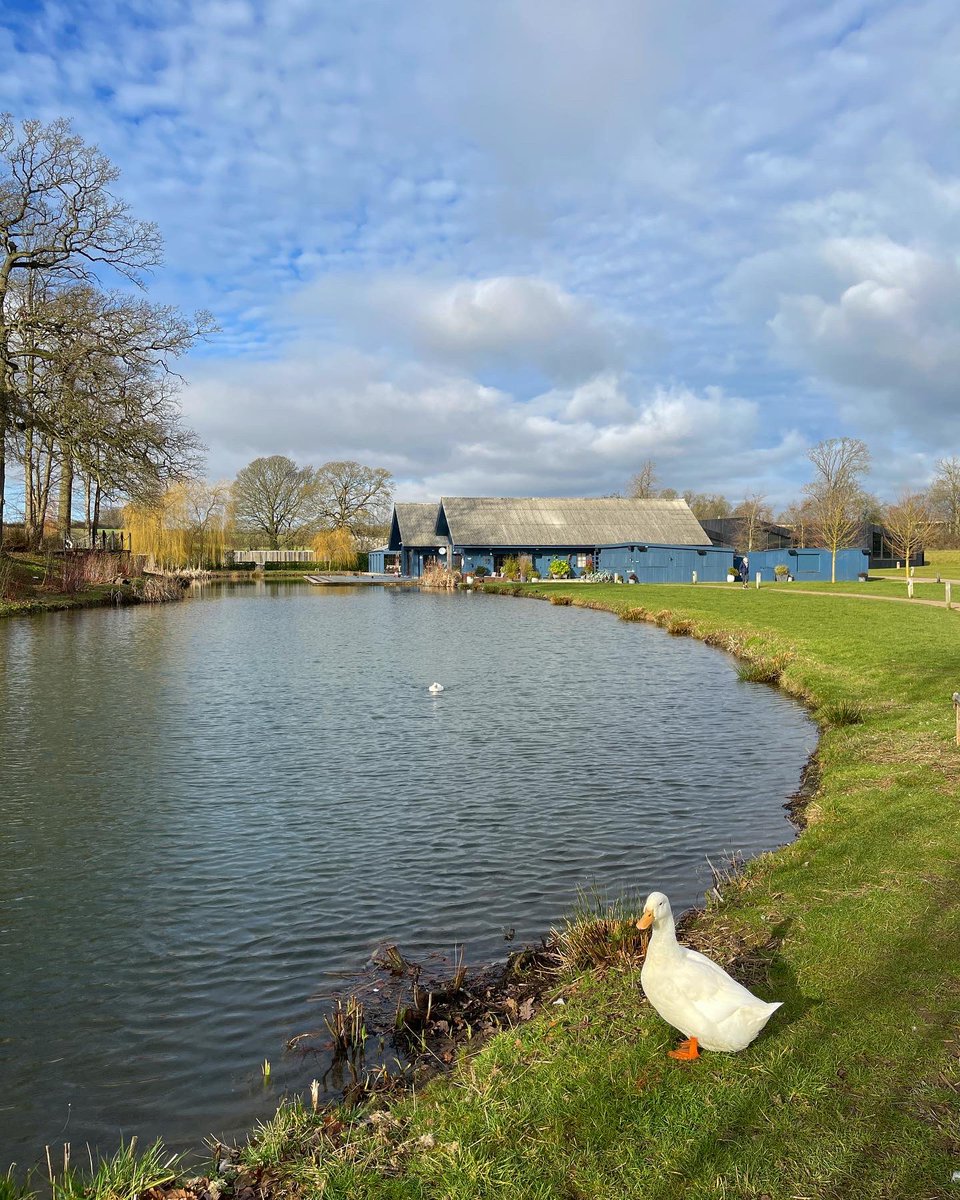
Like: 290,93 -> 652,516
0,583 -> 816,1169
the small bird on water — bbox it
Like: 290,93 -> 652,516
428,682 -> 444,693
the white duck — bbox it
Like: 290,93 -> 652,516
428,682 -> 444,693
637,891 -> 782,1060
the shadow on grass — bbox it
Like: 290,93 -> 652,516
743,918 -> 822,1037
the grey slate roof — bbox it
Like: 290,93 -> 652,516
394,502 -> 441,547
438,497 -> 711,548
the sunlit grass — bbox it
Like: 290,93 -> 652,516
289,580 -> 960,1199
44,1140 -> 181,1200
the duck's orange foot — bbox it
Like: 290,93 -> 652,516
668,1037 -> 700,1061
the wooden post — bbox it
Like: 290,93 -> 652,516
755,571 -> 761,590
691,570 -> 698,584
907,579 -> 914,599
953,693 -> 960,746
947,582 -> 952,610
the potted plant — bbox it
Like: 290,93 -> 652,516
774,564 -> 789,582
549,558 -> 572,579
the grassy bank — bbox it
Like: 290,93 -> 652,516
0,552 -> 185,618
10,581 -> 960,1199
255,581 -> 959,1199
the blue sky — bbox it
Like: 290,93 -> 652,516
3,0 -> 959,506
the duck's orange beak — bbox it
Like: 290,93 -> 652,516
637,910 -> 653,931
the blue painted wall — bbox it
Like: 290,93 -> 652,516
456,544 -> 734,582
736,547 -> 870,582
597,544 -> 733,583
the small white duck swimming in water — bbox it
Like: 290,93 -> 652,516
637,891 -> 782,1060
428,682 -> 444,693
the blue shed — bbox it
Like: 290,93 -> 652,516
738,547 -> 870,583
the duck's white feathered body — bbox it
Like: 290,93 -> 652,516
639,892 -> 781,1053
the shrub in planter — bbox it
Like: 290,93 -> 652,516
549,558 -> 571,578
774,564 -> 789,580
501,555 -> 520,580
471,564 -> 489,578
529,569 -> 541,581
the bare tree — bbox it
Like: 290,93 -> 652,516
628,460 -> 658,499
929,456 -> 960,547
731,493 -> 773,552
8,281 -> 210,543
803,437 -> 871,582
884,491 -> 935,576
1,114 -> 164,544
232,455 -> 319,549
806,437 -> 871,492
314,460 -> 394,539
778,498 -> 816,548
682,491 -> 731,520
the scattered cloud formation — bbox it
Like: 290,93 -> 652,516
2,0 -> 959,506
294,275 -> 635,386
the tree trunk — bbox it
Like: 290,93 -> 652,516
35,440 -> 54,547
57,442 -> 74,544
0,394 -> 6,551
24,425 -> 36,546
91,484 -> 102,547
84,474 -> 93,543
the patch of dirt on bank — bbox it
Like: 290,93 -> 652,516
784,753 -> 822,828
287,939 -> 567,1105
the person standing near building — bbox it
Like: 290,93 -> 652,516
740,556 -> 750,588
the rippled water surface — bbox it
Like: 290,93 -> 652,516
0,583 -> 815,1167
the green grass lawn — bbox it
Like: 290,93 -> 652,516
871,548 -> 960,579
13,582 -> 960,1200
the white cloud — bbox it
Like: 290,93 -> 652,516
733,234 -> 960,436
293,274 -> 636,385
182,340 -> 799,502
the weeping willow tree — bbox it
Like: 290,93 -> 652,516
312,525 -> 358,571
124,481 -> 230,570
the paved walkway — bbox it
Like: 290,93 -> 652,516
702,583 -> 958,611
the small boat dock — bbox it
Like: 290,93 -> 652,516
304,574 -> 415,586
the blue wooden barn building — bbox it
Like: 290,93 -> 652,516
371,497 -> 734,581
